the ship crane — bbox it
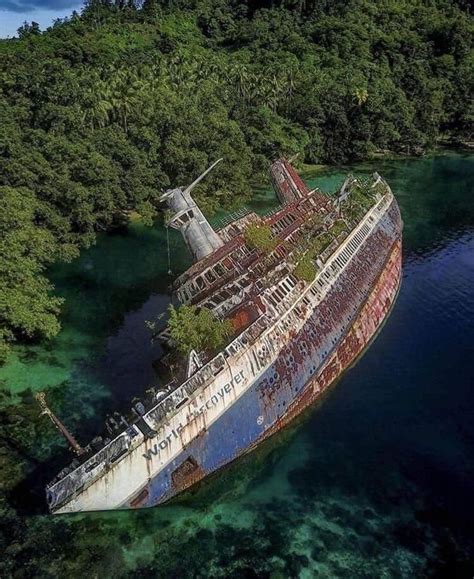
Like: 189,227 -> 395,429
35,392 -> 85,456
160,159 -> 224,262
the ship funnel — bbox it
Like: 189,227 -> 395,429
270,158 -> 310,204
161,160 -> 224,262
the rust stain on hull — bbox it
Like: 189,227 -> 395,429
163,239 -> 402,501
256,239 -> 401,443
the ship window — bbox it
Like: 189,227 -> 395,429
175,396 -> 189,410
85,461 -> 100,473
212,364 -> 224,376
196,277 -> 205,290
205,270 -> 216,284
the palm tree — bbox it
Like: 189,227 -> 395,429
233,65 -> 250,103
285,68 -> 296,113
354,88 -> 369,106
107,68 -> 144,134
80,75 -> 112,130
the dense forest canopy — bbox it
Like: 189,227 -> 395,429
0,0 -> 472,359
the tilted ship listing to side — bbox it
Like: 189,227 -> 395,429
42,158 -> 402,513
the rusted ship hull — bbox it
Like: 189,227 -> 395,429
46,158 -> 402,514
126,230 -> 402,509
251,239 -> 401,449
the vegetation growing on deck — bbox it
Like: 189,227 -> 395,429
293,253 -> 318,283
244,223 -> 278,254
167,304 -> 233,356
293,211 -> 352,282
329,220 -> 349,240
341,179 -> 380,224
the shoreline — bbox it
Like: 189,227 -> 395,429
289,144 -> 474,181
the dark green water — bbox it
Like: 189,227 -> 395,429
1,153 -> 473,577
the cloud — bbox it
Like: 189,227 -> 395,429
0,0 -> 80,13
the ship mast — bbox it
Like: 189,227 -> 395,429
35,392 -> 85,456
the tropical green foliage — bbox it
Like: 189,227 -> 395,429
342,180 -> 379,222
0,187 -> 65,361
293,253 -> 317,283
167,304 -> 232,356
293,225 -> 341,282
0,0 -> 472,358
244,222 -> 277,253
329,219 -> 349,239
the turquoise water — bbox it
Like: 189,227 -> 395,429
1,153 -> 473,576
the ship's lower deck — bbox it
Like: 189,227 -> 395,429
125,238 -> 402,509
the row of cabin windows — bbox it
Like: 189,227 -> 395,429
274,245 -> 286,259
204,275 -> 250,308
180,250 -> 248,301
267,276 -> 297,308
270,212 -> 297,235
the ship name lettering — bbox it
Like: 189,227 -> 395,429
142,370 -> 245,462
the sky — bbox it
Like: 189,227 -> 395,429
0,0 -> 82,38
